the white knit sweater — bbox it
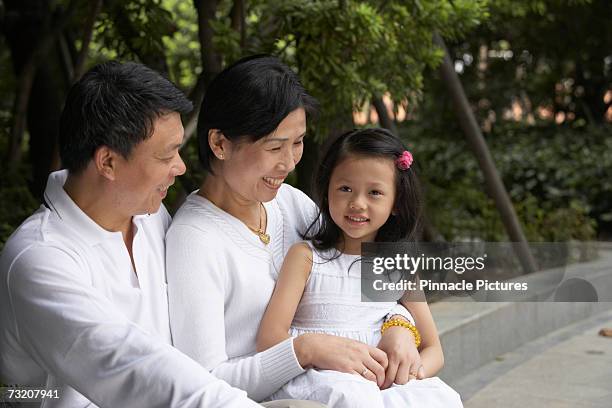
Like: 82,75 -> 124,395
166,184 -> 318,402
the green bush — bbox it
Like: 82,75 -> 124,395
0,168 -> 39,251
402,123 -> 606,242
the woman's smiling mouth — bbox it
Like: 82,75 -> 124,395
263,176 -> 285,189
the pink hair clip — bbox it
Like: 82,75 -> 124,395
395,150 -> 413,170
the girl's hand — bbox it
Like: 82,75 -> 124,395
294,333 -> 389,387
376,325 -> 425,390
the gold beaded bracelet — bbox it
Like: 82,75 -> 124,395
381,318 -> 421,348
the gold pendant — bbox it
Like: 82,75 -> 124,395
246,202 -> 270,245
258,232 -> 271,245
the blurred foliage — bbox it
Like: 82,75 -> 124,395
1,0 -> 609,249
0,37 -> 30,251
0,168 -> 39,251
247,0 -> 487,136
420,0 -> 611,131
162,0 -> 202,89
403,121 -> 605,241
405,0 -> 610,241
92,0 -> 176,65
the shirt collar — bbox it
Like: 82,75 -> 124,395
43,170 -> 125,245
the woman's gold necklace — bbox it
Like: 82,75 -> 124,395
246,202 -> 270,245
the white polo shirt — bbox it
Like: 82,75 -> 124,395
0,170 -> 258,407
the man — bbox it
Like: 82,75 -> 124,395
0,61 -> 262,407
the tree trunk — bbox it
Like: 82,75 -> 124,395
230,0 -> 246,50
73,0 -> 103,82
3,0 -> 74,198
27,65 -> 65,197
182,0 -> 223,147
372,96 -> 399,136
434,33 -> 538,274
296,134 -> 320,197
7,59 -> 36,167
182,73 -> 207,146
194,0 -> 222,87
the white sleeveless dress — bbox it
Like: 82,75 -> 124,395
268,243 -> 463,408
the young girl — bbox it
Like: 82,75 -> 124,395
256,128 -> 462,407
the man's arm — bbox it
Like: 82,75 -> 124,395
6,245 -> 260,408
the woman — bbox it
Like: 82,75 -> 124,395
166,55 -> 424,403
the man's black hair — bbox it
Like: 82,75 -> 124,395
59,61 -> 193,173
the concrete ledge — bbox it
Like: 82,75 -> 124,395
432,245 -> 612,384
459,308 -> 612,404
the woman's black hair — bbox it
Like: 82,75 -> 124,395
197,54 -> 318,173
304,128 -> 423,252
59,61 -> 193,174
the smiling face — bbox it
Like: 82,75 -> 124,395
113,111 -> 187,215
216,108 -> 306,203
328,155 -> 397,253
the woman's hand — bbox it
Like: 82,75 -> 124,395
294,333 -> 389,387
376,325 -> 425,390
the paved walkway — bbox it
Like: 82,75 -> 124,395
454,309 -> 612,408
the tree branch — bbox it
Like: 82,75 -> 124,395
7,0 -> 77,168
73,0 -> 103,82
434,32 -> 537,274
182,72 -> 207,147
194,0 -> 222,86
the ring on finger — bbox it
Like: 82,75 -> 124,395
361,367 -> 369,377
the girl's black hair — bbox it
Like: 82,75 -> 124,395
197,54 -> 318,173
304,128 -> 423,252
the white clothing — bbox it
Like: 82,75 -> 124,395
0,170 -> 258,408
269,244 -> 463,408
166,184 -> 318,402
